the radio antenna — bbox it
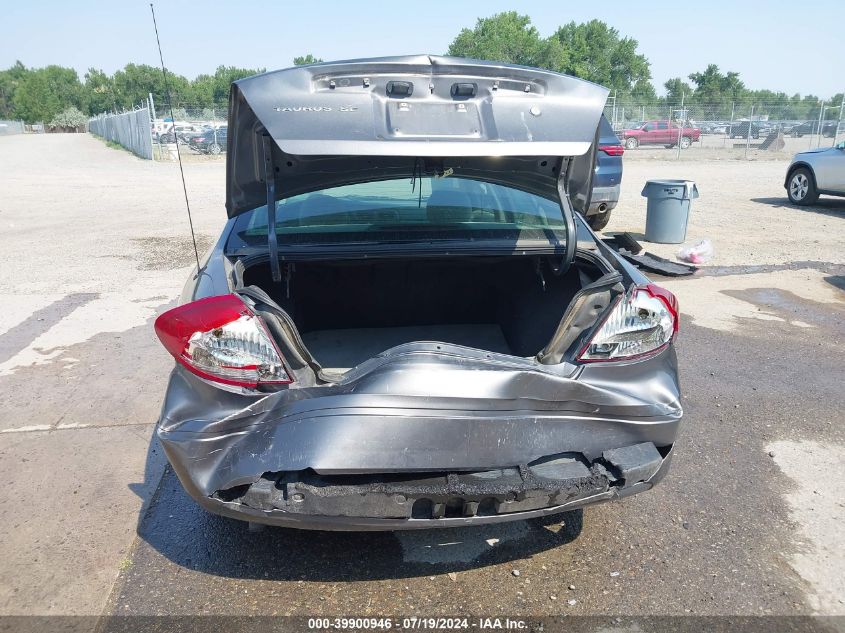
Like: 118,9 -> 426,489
150,3 -> 201,273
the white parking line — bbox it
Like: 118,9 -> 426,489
0,422 -> 152,434
0,293 -> 170,376
0,424 -> 52,434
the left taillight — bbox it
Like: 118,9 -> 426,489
154,294 -> 292,388
599,144 -> 625,156
578,283 -> 678,363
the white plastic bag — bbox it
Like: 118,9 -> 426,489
677,239 -> 713,264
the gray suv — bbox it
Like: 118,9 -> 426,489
785,141 -> 845,205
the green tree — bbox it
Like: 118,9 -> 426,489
13,65 -> 84,123
84,68 -> 116,115
447,14 -> 654,98
663,77 -> 692,104
111,63 -> 191,111
190,66 -> 263,108
722,71 -> 746,104
447,12 -> 566,70
686,64 -> 748,116
0,60 -> 28,119
552,20 -> 652,97
293,54 -> 323,66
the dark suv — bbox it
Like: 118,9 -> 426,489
584,115 -> 624,231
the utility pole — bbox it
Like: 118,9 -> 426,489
745,104 -> 754,159
725,102 -> 734,149
148,92 -> 156,120
835,93 -> 844,146
816,101 -> 825,148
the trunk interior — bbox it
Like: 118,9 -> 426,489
242,256 -> 599,373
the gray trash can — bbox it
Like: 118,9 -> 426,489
641,180 -> 699,244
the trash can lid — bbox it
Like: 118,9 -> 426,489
641,179 -> 699,199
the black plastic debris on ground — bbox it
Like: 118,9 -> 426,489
604,232 -> 643,255
603,234 -> 697,277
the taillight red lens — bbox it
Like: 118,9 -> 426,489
578,284 -> 678,362
154,294 -> 292,388
599,144 -> 625,156
643,283 -> 679,334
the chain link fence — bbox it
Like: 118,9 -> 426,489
88,106 -> 153,159
603,99 -> 845,160
0,120 -> 25,135
149,106 -> 227,161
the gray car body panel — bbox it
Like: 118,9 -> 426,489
159,58 -> 681,530
226,55 -> 609,218
785,144 -> 845,195
162,214 -> 681,529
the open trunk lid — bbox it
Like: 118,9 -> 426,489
225,54 -> 609,219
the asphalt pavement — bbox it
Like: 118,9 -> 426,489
107,271 -> 845,617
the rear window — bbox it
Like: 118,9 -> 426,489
227,177 -> 567,251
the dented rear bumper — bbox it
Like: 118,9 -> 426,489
157,343 -> 682,530
198,442 -> 672,530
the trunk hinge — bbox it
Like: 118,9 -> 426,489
261,134 -> 282,283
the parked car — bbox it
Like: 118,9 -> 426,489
618,120 -> 701,149
153,56 -> 682,531
188,126 -> 227,154
585,114 -> 624,231
755,121 -> 775,136
727,121 -> 763,139
778,120 -> 801,134
179,127 -> 210,144
699,122 -> 721,134
791,120 -> 839,138
784,140 -> 845,205
159,124 -> 206,144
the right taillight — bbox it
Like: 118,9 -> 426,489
599,144 -> 625,156
578,283 -> 678,362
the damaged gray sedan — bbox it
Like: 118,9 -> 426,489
154,56 -> 682,531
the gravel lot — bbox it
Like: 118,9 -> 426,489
0,133 -> 842,622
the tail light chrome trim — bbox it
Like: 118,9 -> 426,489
578,283 -> 678,363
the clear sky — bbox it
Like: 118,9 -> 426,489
2,0 -> 843,98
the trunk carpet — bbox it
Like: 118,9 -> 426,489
302,324 -> 512,373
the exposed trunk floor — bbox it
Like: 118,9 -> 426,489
302,324 -> 512,373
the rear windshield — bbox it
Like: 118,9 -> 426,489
227,177 -> 567,251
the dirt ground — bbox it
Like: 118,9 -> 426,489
614,151 -> 845,268
0,133 -> 843,621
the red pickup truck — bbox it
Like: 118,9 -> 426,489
619,120 -> 701,150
